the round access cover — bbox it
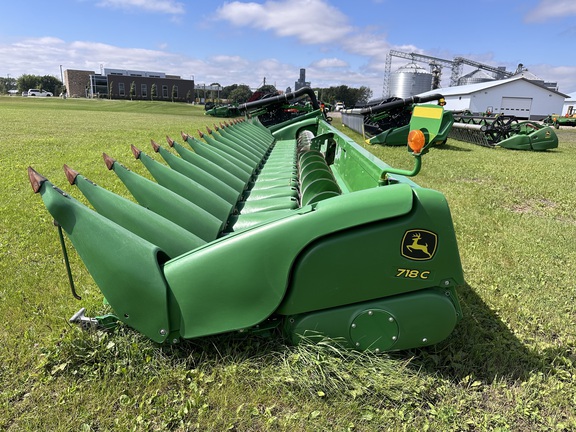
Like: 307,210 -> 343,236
350,309 -> 399,352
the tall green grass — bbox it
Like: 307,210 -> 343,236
1,96 -> 575,431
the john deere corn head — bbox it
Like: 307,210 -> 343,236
342,94 -> 454,147
29,88 -> 463,352
543,112 -> 576,129
450,112 -> 558,150
204,103 -> 241,118
206,89 -> 316,123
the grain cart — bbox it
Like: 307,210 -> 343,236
29,88 -> 463,352
450,112 -> 558,150
341,94 -> 454,146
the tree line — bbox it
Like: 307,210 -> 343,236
0,74 -> 64,95
214,83 -> 373,108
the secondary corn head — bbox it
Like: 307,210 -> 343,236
341,94 -> 454,146
205,90 -> 317,123
543,110 -> 576,129
29,88 -> 464,352
450,112 -> 558,150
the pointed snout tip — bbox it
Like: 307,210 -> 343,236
63,164 -> 79,185
28,166 -> 47,193
102,153 -> 115,170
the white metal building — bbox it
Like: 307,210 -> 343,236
562,92 -> 576,115
417,75 -> 568,120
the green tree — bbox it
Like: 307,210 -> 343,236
0,76 -> 16,94
151,83 -> 157,101
171,85 -> 177,102
314,85 -> 372,108
257,84 -> 277,95
221,84 -> 238,100
129,81 -> 136,100
108,81 -> 114,99
17,74 -> 42,93
16,74 -> 62,94
228,85 -> 253,104
39,75 -> 63,94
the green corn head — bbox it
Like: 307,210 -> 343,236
29,88 -> 464,352
451,113 -> 558,150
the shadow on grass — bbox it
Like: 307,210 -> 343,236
433,143 -> 473,152
43,282 -> 556,386
397,283 -> 545,382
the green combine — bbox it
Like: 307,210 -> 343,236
29,88 -> 464,352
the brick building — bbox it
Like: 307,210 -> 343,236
64,69 -> 93,98
63,68 -> 195,102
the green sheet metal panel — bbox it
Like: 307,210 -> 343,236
32,173 -> 171,343
163,184 -> 415,339
277,186 -> 463,315
284,288 -> 459,351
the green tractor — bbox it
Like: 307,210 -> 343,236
29,88 -> 464,352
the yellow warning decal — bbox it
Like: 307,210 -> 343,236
413,105 -> 443,120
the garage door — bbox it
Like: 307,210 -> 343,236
500,97 -> 532,118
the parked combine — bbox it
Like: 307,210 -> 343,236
29,88 -> 464,352
341,94 -> 454,146
450,112 -> 558,150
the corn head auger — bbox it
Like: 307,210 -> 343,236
450,112 -> 558,151
341,94 -> 454,147
29,88 -> 464,352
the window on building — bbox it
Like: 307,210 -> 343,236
162,85 -> 168,98
119,83 -> 125,96
141,84 -> 147,98
90,75 -> 108,98
172,85 -> 178,99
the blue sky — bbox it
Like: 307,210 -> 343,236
1,0 -> 575,96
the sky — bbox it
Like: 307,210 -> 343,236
1,0 -> 575,97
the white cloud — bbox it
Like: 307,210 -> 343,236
525,0 -> 576,22
341,33 -> 390,65
0,37 -> 180,78
96,0 -> 185,15
311,58 -> 349,69
216,0 -> 353,44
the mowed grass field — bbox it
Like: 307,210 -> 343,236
1,96 -> 575,431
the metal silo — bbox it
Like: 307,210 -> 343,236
457,69 -> 494,86
389,62 -> 432,98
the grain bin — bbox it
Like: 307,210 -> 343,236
389,62 -> 432,98
457,69 -> 495,86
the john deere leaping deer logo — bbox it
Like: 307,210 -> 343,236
401,229 -> 438,261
